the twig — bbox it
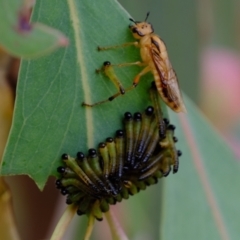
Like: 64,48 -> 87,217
105,210 -> 129,240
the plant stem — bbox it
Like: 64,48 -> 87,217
83,214 -> 95,240
50,204 -> 77,240
105,210 -> 129,240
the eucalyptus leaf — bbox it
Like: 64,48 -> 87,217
1,0 -> 156,189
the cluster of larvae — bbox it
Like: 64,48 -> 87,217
56,83 -> 181,220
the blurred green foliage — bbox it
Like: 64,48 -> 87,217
0,0 -> 68,58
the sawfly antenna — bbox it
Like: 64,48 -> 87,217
145,12 -> 150,22
129,18 -> 137,24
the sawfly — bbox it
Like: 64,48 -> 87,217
82,12 -> 186,113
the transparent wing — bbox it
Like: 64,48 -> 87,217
150,36 -> 186,113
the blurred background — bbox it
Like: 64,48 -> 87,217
0,0 -> 240,239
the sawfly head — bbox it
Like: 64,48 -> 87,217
129,12 -> 154,39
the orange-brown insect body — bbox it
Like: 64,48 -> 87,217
129,19 -> 186,113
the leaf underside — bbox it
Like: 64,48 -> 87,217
1,0 -> 155,188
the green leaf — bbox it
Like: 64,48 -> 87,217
0,0 -> 68,58
160,95 -> 240,239
0,0 -> 157,189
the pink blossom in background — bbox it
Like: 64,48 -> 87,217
200,48 -> 240,130
200,47 -> 240,158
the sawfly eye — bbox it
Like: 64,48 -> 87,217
132,27 -> 137,33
